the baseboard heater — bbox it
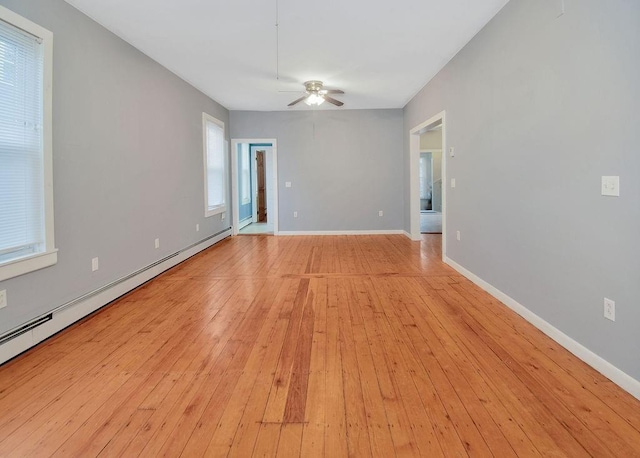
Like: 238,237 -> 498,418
0,314 -> 52,347
0,228 -> 230,349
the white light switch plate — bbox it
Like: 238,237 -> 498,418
601,176 -> 619,196
0,290 -> 7,309
451,178 -> 456,188
91,257 -> 99,272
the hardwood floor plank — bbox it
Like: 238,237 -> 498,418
262,279 -> 310,423
226,282 -> 298,457
252,423 -> 282,457
330,277 -> 372,458
283,288 -> 315,424
277,423 -> 304,457
300,279 -> 328,457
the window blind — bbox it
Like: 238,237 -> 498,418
205,120 -> 225,211
0,18 -> 45,263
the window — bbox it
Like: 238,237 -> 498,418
202,113 -> 227,217
239,146 -> 250,205
0,6 -> 56,281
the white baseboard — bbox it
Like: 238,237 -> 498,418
277,230 -> 405,236
403,231 -> 413,239
444,256 -> 640,401
0,229 -> 232,366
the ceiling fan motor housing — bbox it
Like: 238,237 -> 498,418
304,80 -> 324,93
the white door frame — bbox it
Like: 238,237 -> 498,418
230,138 -> 278,235
409,111 -> 446,258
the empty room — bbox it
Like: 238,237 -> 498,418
0,0 -> 639,456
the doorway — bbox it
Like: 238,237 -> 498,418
409,111 -> 446,258
419,124 -> 443,234
231,139 -> 278,235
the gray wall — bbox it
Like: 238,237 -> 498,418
0,0 -> 229,335
230,110 -> 404,232
404,0 -> 640,379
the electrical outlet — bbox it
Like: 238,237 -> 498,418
91,257 -> 99,272
449,147 -> 455,157
451,178 -> 456,188
378,210 -> 383,217
456,231 -> 461,241
285,182 -> 292,188
0,290 -> 7,309
604,298 -> 615,321
601,176 -> 620,197
196,224 -> 200,232
155,238 -> 160,249
293,211 -> 298,218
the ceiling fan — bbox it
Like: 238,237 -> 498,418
287,80 -> 344,107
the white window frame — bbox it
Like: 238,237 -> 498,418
0,6 -> 56,282
202,112 -> 227,217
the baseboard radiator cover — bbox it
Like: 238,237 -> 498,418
0,314 -> 52,347
0,228 -> 231,365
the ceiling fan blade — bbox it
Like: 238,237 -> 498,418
288,95 -> 308,107
323,95 -> 344,107
324,89 -> 344,94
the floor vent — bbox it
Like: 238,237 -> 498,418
0,314 -> 52,346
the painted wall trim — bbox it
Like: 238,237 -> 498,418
444,256 -> 640,401
278,230 -> 405,236
0,229 -> 232,366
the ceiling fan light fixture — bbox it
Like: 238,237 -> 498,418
288,80 -> 343,107
305,93 -> 325,106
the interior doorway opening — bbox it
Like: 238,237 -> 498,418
419,124 -> 443,234
231,139 -> 278,235
409,111 -> 446,259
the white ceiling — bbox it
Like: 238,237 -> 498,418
64,0 -> 509,111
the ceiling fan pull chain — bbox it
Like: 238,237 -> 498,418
275,0 -> 279,80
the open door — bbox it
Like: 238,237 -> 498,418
256,150 -> 267,222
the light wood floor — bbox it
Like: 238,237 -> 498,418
1,235 -> 639,457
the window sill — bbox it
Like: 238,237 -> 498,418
205,206 -> 227,218
0,250 -> 58,281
